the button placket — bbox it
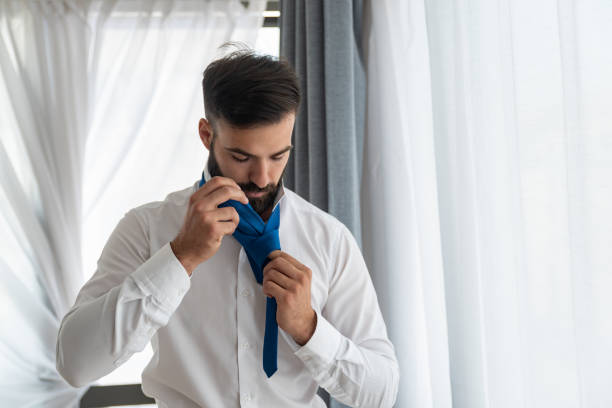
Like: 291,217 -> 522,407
238,252 -> 253,355
237,248 -> 257,406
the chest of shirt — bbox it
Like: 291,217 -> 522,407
146,202 -> 337,316
145,215 -> 335,400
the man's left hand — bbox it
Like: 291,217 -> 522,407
262,250 -> 316,346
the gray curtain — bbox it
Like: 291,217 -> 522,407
280,0 -> 365,246
280,1 -> 365,407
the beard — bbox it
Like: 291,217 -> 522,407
207,139 -> 285,216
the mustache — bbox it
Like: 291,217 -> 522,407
238,182 -> 276,193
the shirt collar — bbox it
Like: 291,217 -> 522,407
196,159 -> 286,210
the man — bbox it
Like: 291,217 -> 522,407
56,49 -> 399,408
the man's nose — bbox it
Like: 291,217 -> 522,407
249,160 -> 271,189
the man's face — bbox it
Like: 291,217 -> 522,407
200,113 -> 295,216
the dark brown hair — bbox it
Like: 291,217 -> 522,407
202,47 -> 300,129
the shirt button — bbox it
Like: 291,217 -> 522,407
243,392 -> 253,401
240,342 -> 251,350
241,289 -> 251,297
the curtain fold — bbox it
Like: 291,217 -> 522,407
280,0 -> 365,244
0,0 -> 265,405
361,1 -> 452,407
0,2 -> 93,405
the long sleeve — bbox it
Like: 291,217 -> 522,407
288,224 -> 400,408
56,209 -> 191,388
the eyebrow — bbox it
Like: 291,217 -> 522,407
224,145 -> 293,158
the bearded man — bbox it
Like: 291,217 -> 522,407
57,49 -> 399,408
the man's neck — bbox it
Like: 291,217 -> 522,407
260,208 -> 272,223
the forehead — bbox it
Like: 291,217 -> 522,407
214,113 -> 295,154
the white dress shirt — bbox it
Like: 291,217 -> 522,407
56,168 -> 399,408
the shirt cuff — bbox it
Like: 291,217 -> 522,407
130,242 -> 191,313
292,309 -> 342,371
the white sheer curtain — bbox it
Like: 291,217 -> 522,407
0,1 -> 93,405
0,0 -> 264,406
362,1 -> 612,407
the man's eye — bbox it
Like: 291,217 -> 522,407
232,155 -> 249,162
271,154 -> 286,161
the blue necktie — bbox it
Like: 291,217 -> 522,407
199,175 -> 280,377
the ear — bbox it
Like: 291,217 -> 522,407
198,118 -> 213,150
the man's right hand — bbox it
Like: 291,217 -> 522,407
170,176 -> 248,276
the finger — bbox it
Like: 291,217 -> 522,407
264,257 -> 300,280
215,218 -> 239,236
267,250 -> 308,272
193,176 -> 238,198
263,279 -> 286,300
206,185 -> 249,209
211,207 -> 239,224
263,268 -> 295,290
191,176 -> 244,205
